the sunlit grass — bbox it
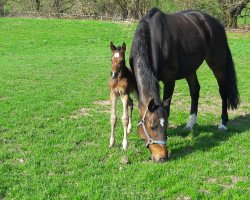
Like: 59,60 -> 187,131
0,18 -> 249,199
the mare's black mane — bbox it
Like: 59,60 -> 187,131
131,8 -> 161,104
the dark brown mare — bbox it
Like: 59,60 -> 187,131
109,42 -> 137,150
129,8 -> 239,162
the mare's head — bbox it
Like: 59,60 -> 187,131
138,99 -> 169,162
110,42 -> 126,79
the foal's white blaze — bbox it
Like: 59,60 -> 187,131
185,114 -> 197,130
218,121 -> 227,131
114,52 -> 120,58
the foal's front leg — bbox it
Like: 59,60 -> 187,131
121,94 -> 129,150
127,97 -> 133,133
109,91 -> 117,148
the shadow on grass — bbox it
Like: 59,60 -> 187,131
168,114 -> 250,160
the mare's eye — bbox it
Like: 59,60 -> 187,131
151,124 -> 158,130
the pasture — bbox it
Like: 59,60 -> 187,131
0,18 -> 249,199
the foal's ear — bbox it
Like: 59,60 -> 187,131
148,99 -> 159,113
121,42 -> 126,52
110,42 -> 116,52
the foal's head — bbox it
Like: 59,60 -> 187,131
110,42 -> 126,79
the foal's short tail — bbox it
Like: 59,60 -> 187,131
226,45 -> 240,110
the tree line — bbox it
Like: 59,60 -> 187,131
0,0 -> 249,28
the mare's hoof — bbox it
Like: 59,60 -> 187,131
218,123 -> 227,131
183,125 -> 193,131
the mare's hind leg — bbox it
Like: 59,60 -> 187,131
109,91 -> 117,148
184,73 -> 200,130
127,97 -> 133,133
121,94 -> 129,150
206,58 -> 228,130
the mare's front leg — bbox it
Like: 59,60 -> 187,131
121,94 -> 129,150
127,97 -> 133,133
163,80 -> 175,119
184,73 -> 200,130
109,91 -> 117,148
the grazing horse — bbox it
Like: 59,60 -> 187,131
109,42 -> 137,150
129,8 -> 239,162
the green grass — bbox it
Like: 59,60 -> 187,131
0,18 -> 249,199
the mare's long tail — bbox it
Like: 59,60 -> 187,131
226,45 -> 240,109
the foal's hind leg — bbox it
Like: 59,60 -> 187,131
109,91 -> 117,148
121,94 -> 129,150
127,97 -> 133,133
184,73 -> 200,130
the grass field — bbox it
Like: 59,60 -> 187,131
0,18 -> 249,199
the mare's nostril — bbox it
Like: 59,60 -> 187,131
158,157 -> 167,163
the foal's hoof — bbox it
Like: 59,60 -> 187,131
122,139 -> 127,150
127,124 -> 132,133
109,140 -> 115,148
218,123 -> 227,131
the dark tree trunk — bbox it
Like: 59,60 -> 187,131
114,0 -> 129,19
219,0 -> 249,28
0,0 -> 4,17
35,0 -> 41,11
228,12 -> 238,28
53,0 -> 60,12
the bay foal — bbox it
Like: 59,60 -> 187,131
109,42 -> 137,150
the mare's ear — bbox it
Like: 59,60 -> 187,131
121,42 -> 126,52
148,99 -> 159,113
110,42 -> 116,52
162,96 -> 172,108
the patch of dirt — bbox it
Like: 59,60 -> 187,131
0,96 -> 8,101
221,176 -> 248,189
175,195 -> 191,200
199,188 -> 211,194
207,176 -> 248,190
207,178 -> 217,184
173,95 -> 249,118
70,108 -> 92,119
227,26 -> 250,34
93,100 -> 110,106
93,100 -> 110,113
